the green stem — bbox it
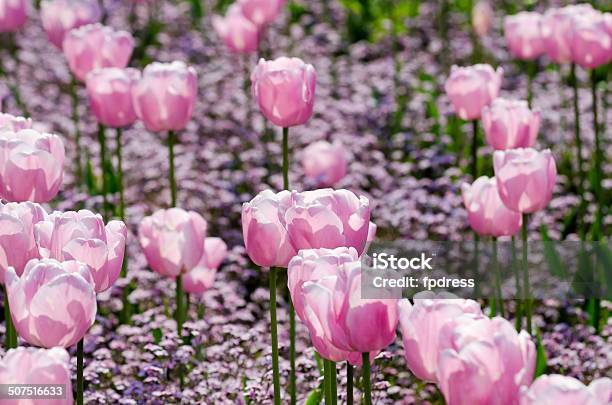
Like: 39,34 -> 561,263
176,275 -> 184,333
325,360 -> 336,405
77,338 -> 84,405
522,214 -> 531,334
471,120 -> 478,180
71,76 -> 83,184
512,236 -> 522,331
269,267 -> 281,405
324,359 -> 331,405
526,61 -> 537,108
282,127 -> 289,189
571,63 -> 585,238
591,70 -> 602,238
361,353 -> 372,405
346,363 -> 353,405
4,287 -> 17,348
97,124 -> 108,219
493,237 -> 505,318
115,128 -> 125,220
168,130 -> 177,207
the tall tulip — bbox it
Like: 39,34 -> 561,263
0,129 -> 65,203
132,61 -> 198,207
437,314 -> 535,405
237,0 -> 285,27
212,5 -> 259,54
0,0 -> 28,33
482,98 -> 540,151
398,292 -> 482,383
40,0 -> 101,49
520,375 -> 612,405
0,347 -> 74,405
301,140 -> 347,187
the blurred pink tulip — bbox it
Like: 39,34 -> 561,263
289,247 -> 397,356
494,148 -> 557,213
504,12 -> 545,60
437,314 -> 536,405
540,5 -> 597,64
0,112 -> 32,131
445,64 -> 503,120
472,1 -> 493,37
520,374 -> 612,405
0,0 -> 28,33
482,98 -> 540,150
242,189 -> 296,268
570,11 -> 612,69
40,0 -> 101,48
86,67 -> 141,128
282,189 -> 371,255
183,237 -> 227,294
301,140 -> 347,187
398,292 -> 482,382
251,57 -> 316,127
63,23 -> 134,82
132,61 -> 198,132
6,258 -> 97,348
237,0 -> 285,27
461,176 -> 522,237
35,210 -> 127,292
138,208 -> 207,278
212,5 -> 259,54
0,347 -> 73,405
0,202 -> 47,283
0,129 -> 65,203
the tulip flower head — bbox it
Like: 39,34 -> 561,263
444,64 -> 503,120
251,57 -> 316,127
183,237 -> 227,295
504,12 -> 545,60
472,1 -> 493,37
0,201 -> 47,283
40,0 -> 101,48
0,0 -> 28,33
482,98 -> 540,150
132,61 -> 198,132
0,112 -> 32,131
301,140 -> 347,187
63,23 -> 135,82
0,129 -> 65,203
520,374 -> 612,405
493,148 -> 557,213
569,10 -> 612,69
138,208 -> 207,278
6,258 -> 97,348
437,314 -> 536,405
237,0 -> 285,27
212,4 -> 259,54
86,67 -> 141,128
398,292 -> 482,382
35,210 -> 127,292
0,347 -> 74,405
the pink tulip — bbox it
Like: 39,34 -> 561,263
0,0 -> 28,33
40,0 -> 101,49
0,112 -> 32,131
398,292 -> 482,382
132,61 -> 198,132
288,247 -> 398,357
504,12 -> 545,60
242,189 -> 296,268
34,210 -> 127,292
183,237 -> 227,294
212,5 -> 259,54
540,5 -> 598,64
520,375 -> 612,405
237,0 -> 285,27
63,23 -> 134,82
0,129 -> 65,203
86,67 -> 140,128
138,208 -> 207,278
461,176 -> 522,237
570,10 -> 612,69
472,1 -> 493,37
301,140 -> 347,187
251,56 -> 316,128
0,202 -> 47,283
0,347 -> 73,405
282,189 -> 371,256
445,64 -> 503,120
482,98 -> 540,150
5,258 -> 97,348
494,148 -> 557,213
437,314 -> 536,405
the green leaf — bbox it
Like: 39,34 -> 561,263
304,388 -> 323,405
535,328 -> 547,378
540,225 -> 568,278
152,328 -> 162,344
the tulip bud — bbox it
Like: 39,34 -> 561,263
301,140 -> 347,187
0,0 -> 28,33
570,10 -> 612,69
86,67 -> 141,128
213,4 -> 259,54
237,0 -> 285,27
445,64 -> 503,120
540,5 -> 598,64
40,0 -> 101,49
482,98 -> 540,150
504,12 -> 545,60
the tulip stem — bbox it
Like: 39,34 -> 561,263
570,63 -> 585,238
3,287 -> 17,349
346,363 -> 353,405
97,124 -> 109,219
526,61 -> 537,108
493,237 -> 505,318
471,120 -> 478,180
269,267 -> 281,405
522,214 -> 531,334
361,353 -> 372,405
282,127 -> 289,189
175,274 -> 184,333
330,361 -> 337,405
511,236 -> 522,330
70,75 -> 83,185
168,130 -> 177,207
324,359 -> 331,404
115,128 -> 125,220
77,338 -> 84,405
590,70 -> 602,333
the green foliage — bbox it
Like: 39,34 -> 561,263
535,328 -> 547,378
